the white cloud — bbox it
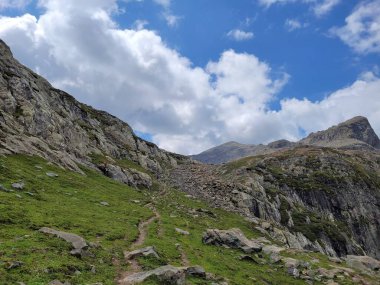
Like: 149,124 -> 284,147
259,0 -> 340,17
151,0 -> 181,27
163,11 -> 181,27
0,0 -> 380,155
0,0 -> 30,10
227,29 -> 254,41
153,0 -> 171,8
132,19 -> 148,30
285,19 -> 307,31
330,0 -> 380,54
313,0 -> 340,17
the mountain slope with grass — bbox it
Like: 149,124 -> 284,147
1,154 -> 379,285
1,39 -> 380,285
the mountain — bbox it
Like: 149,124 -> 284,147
0,39 -> 186,188
300,116 -> 380,149
1,39 -> 380,285
193,116 -> 380,164
191,139 -> 296,164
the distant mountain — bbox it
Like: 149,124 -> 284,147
192,116 -> 380,164
300,116 -> 380,149
191,140 -> 295,164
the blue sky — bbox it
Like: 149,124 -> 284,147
0,0 -> 380,154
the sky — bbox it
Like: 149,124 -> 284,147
0,0 -> 379,155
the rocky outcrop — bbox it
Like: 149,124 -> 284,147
39,227 -> 88,257
202,228 -> 262,253
125,246 -> 159,260
120,265 -> 209,285
170,147 -> 380,259
346,255 -> 380,273
98,163 -> 152,189
0,39 -> 185,182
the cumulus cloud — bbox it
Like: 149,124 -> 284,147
259,0 -> 340,17
0,0 -> 379,155
330,0 -> 380,54
227,29 -> 254,41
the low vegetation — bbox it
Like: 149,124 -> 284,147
0,154 -> 377,284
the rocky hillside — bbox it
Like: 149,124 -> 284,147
1,38 -> 380,284
0,39 -> 186,188
170,146 -> 380,260
193,117 -> 379,164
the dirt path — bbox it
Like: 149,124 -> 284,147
177,244 -> 190,267
118,204 -> 160,284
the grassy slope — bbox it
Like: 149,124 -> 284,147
0,155 -> 376,285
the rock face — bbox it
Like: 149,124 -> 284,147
0,39 -> 185,183
300,116 -> 380,149
171,147 -> 380,259
202,228 -> 262,253
192,116 -> 379,164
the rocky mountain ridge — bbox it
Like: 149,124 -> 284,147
192,116 -> 380,164
0,39 -> 186,188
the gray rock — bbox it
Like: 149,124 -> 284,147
46,172 -> 58,177
120,265 -> 185,284
346,255 -> 380,272
11,182 -> 24,190
99,201 -> 109,206
175,228 -> 190,235
262,245 -> 285,255
287,267 -> 300,278
202,228 -> 262,253
125,246 -> 159,260
184,266 -> 206,278
39,227 -> 88,257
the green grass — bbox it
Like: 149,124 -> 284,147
0,154 -> 152,284
0,154 -> 377,285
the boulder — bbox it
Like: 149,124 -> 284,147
175,228 -> 190,235
346,255 -> 380,272
39,227 -> 88,257
202,228 -> 262,253
125,246 -> 159,260
120,265 -> 185,285
185,266 -> 206,278
11,182 -> 24,190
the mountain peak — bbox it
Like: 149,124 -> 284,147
301,116 -> 380,149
